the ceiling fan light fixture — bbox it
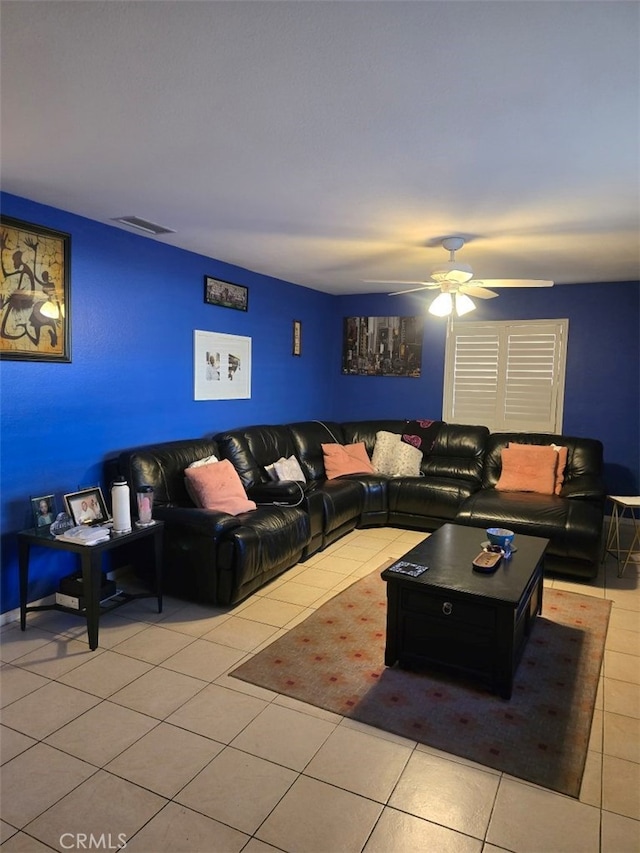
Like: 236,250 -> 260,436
428,291 -> 453,317
455,293 -> 476,316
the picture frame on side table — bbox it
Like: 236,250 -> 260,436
292,320 -> 302,356
31,494 -> 56,529
204,276 -> 248,312
64,487 -> 109,526
194,329 -> 252,400
0,216 -> 71,362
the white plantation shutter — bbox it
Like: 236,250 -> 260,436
443,320 -> 568,433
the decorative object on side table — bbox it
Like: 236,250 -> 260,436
110,477 -> 132,534
204,275 -> 248,311
50,512 -> 74,536
54,525 -> 111,545
64,486 -> 109,526
0,215 -> 71,362
135,484 -> 154,527
486,526 -> 515,554
31,494 -> 56,529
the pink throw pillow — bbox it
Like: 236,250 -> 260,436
184,459 -> 257,515
496,445 -> 558,495
507,442 -> 568,495
551,444 -> 568,494
321,442 -> 375,480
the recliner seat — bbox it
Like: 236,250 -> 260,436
114,437 -> 311,605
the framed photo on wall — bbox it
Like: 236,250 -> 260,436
194,330 -> 252,400
0,216 -> 71,362
204,276 -> 248,312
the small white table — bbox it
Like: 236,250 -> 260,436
603,496 -> 640,577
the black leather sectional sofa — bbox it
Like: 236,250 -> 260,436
111,420 -> 606,606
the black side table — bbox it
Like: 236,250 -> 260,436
18,521 -> 164,650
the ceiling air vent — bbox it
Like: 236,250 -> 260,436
111,216 -> 175,235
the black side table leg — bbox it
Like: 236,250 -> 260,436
81,550 -> 103,651
153,525 -> 163,614
18,540 -> 30,631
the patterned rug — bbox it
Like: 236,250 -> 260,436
231,567 -> 611,797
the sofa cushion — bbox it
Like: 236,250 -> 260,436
321,442 -> 375,479
388,475 -> 478,522
184,459 -> 257,515
496,444 -> 558,495
372,431 -> 423,477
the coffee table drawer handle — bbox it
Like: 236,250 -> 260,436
442,602 -> 453,616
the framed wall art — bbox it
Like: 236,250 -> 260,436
64,486 -> 109,526
0,216 -> 71,361
194,330 -> 252,400
292,320 -> 302,356
204,276 -> 248,312
342,315 -> 424,377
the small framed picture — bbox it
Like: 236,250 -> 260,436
31,494 -> 56,529
204,276 -> 248,312
64,487 -> 109,526
292,320 -> 302,356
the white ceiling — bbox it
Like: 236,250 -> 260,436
1,1 -> 639,295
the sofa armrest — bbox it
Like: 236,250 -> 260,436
154,505 -> 242,537
247,481 -> 305,505
559,475 -> 606,501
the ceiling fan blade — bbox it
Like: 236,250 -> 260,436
460,284 -> 499,299
387,284 -> 434,296
364,279 -> 434,285
468,279 -> 554,288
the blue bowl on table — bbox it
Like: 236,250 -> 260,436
486,527 -> 515,549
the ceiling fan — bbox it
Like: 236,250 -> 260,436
367,237 -> 554,316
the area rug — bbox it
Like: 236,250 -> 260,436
231,567 -> 611,797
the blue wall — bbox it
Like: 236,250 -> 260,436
2,191 -> 639,614
0,193 -> 338,613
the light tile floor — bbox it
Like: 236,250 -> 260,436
1,527 -> 639,853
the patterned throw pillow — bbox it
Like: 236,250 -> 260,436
266,455 -> 306,483
372,431 -> 423,477
401,419 -> 443,454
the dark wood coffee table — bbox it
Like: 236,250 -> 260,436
381,523 -> 549,698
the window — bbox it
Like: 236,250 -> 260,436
443,319 -> 568,433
